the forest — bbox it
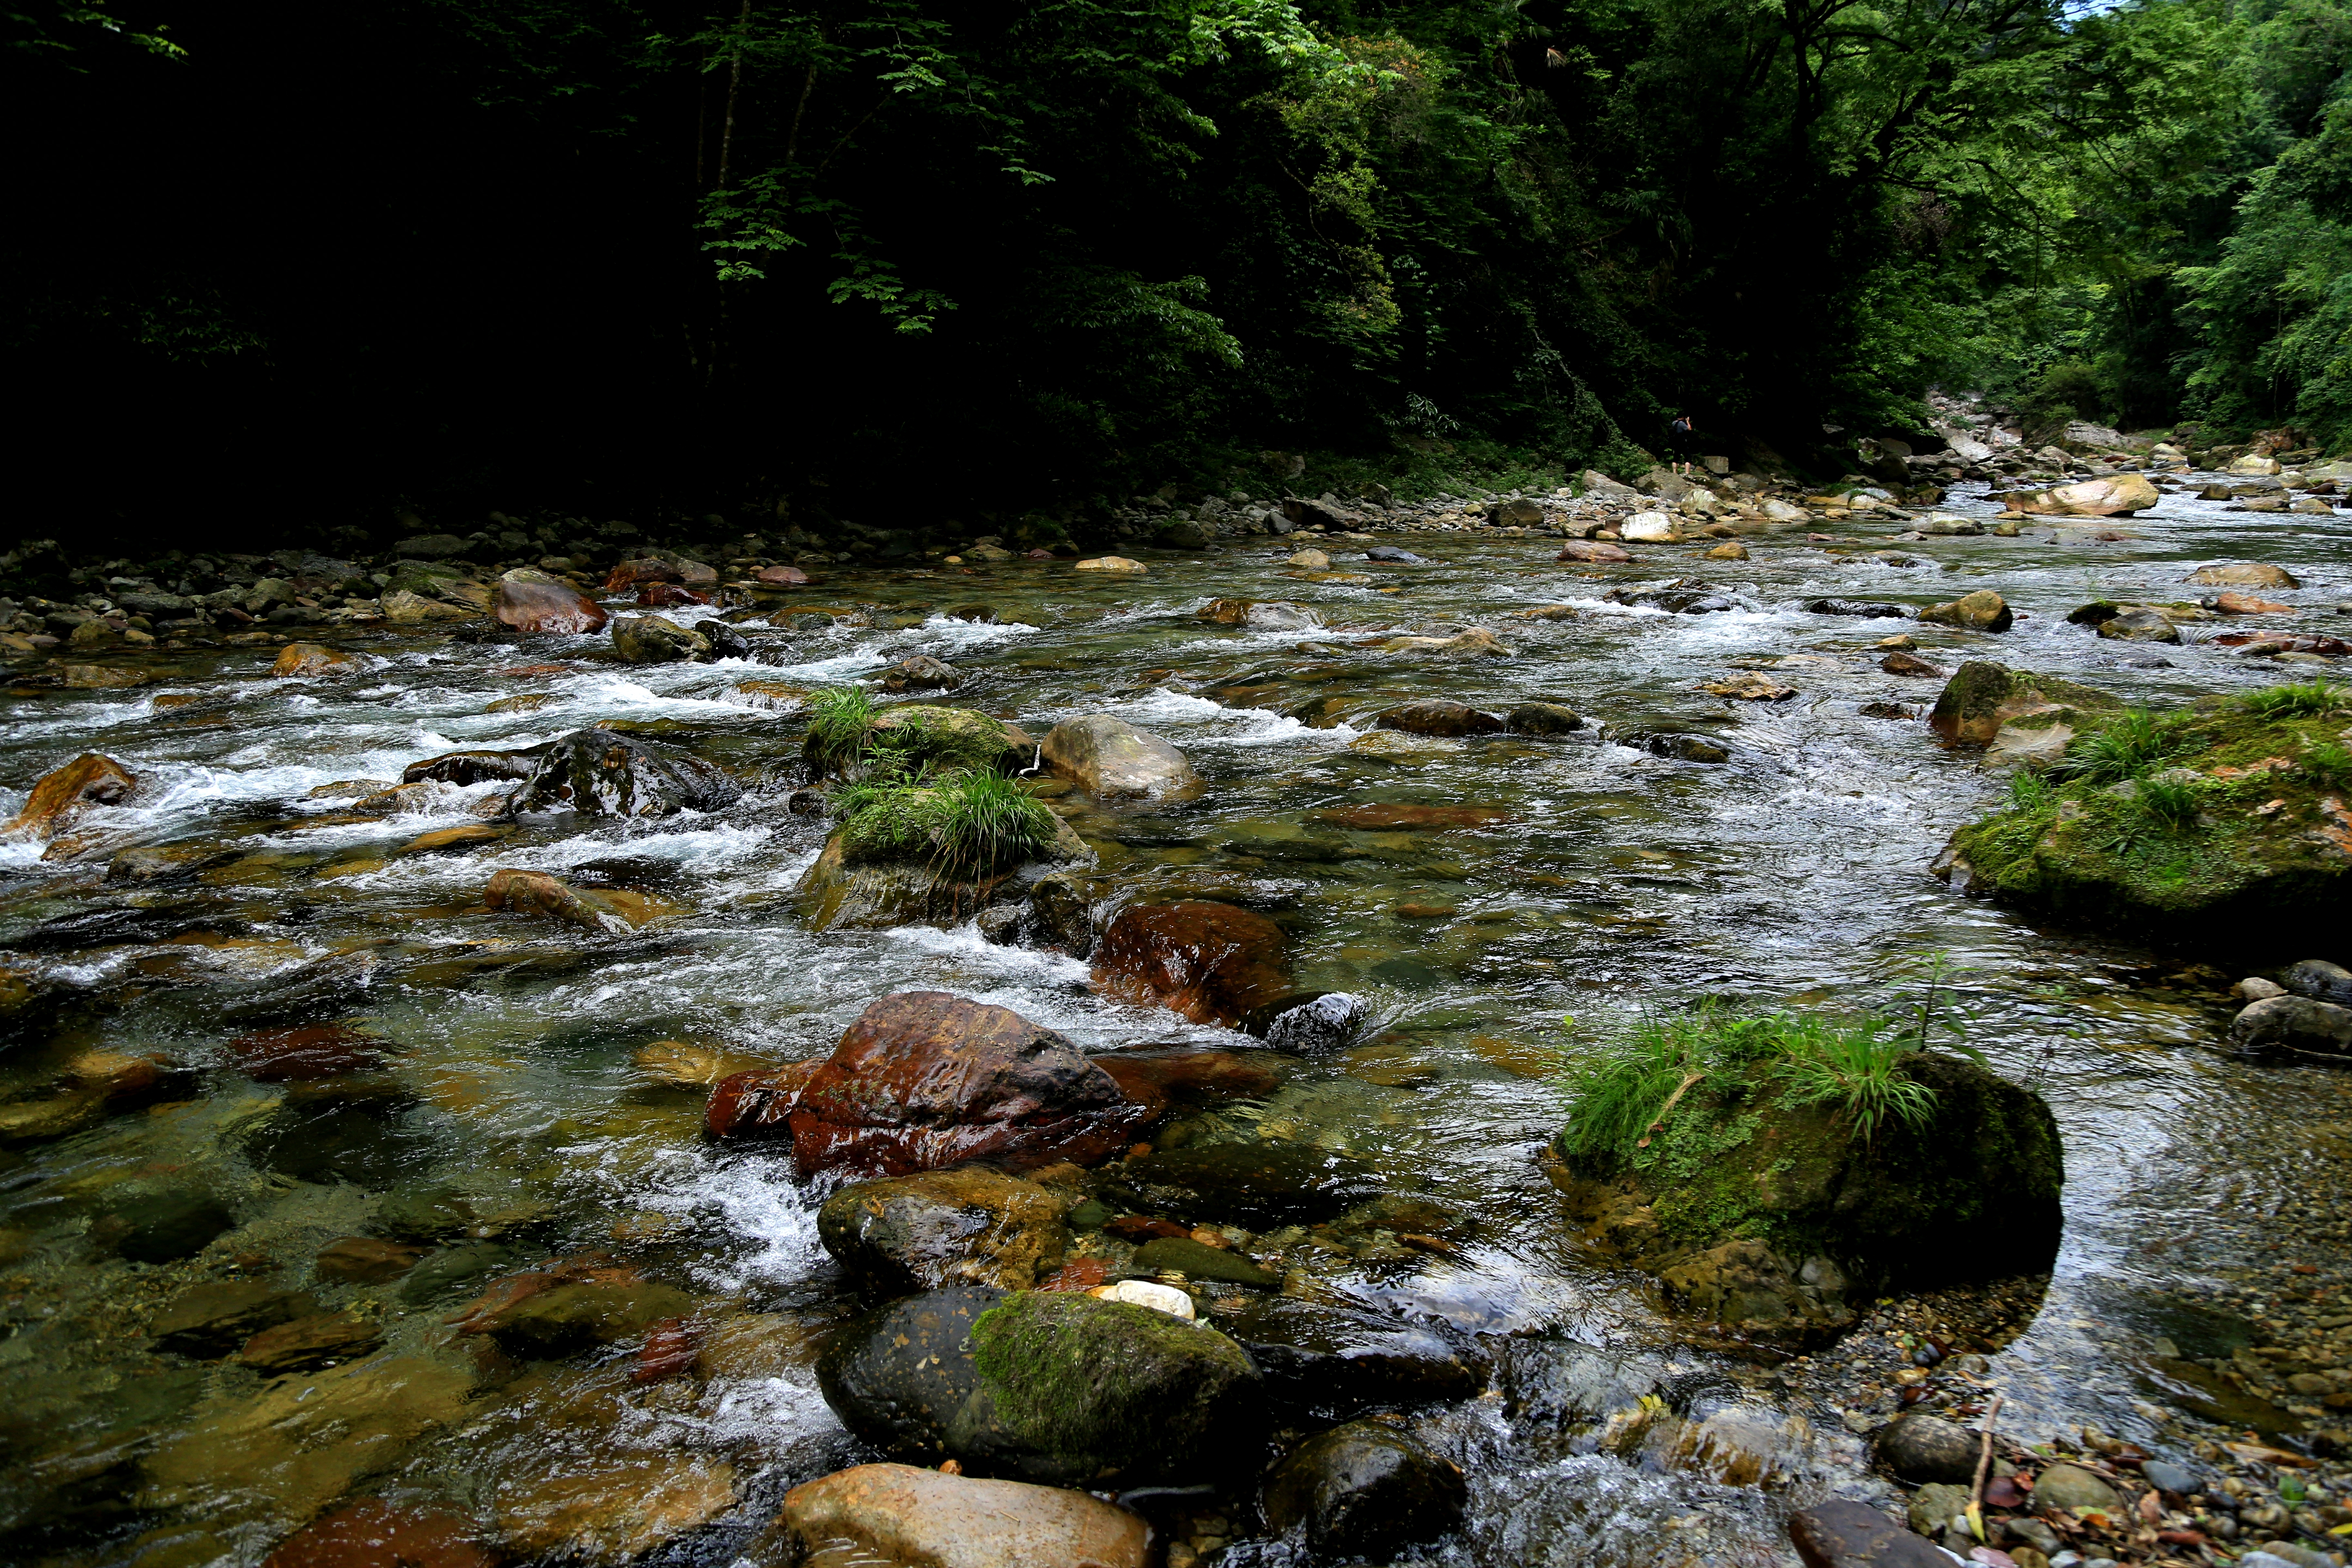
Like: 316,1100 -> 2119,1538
6,0 -> 2348,549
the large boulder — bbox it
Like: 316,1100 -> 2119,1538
860,707 -> 1039,777
815,1286 -> 1262,1486
2187,563 -> 2299,589
818,1168 -> 1070,1295
491,568 -> 607,635
1547,1050 -> 2062,1331
2230,994 -> 2352,1055
504,728 -> 742,817
4,753 -> 137,842
1915,590 -> 2012,633
1040,716 -> 1200,800
2002,473 -> 2160,516
1091,901 -> 1292,1026
1262,1420 -> 1466,1558
1926,662 -> 2118,748
736,991 -> 1153,1180
773,1465 -> 1149,1568
610,614 -> 708,663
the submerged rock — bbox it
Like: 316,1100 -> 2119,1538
816,1285 -> 1261,1485
1803,598 -> 1908,619
95,1188 -> 234,1263
1376,699 -> 1502,737
775,1463 -> 1149,1568
504,727 -> 741,817
1507,701 -> 1584,735
483,868 -> 672,933
263,1498 -> 499,1568
151,1281 -> 317,1357
818,1167 -> 1070,1295
1091,900 -> 1292,1026
1109,1142 -> 1383,1227
1263,1419 -> 1466,1558
238,1310 -> 383,1372
1041,715 -> 1200,800
4,753 -> 137,842
743,991 -> 1153,1180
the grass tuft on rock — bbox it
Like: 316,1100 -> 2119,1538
835,767 -> 1058,880
804,686 -> 881,775
1948,682 -> 2352,951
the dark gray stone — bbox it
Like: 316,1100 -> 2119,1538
1262,1420 -> 1465,1558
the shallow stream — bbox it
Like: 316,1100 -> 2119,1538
3,473 -> 2348,1566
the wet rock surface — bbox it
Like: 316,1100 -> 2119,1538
1262,1418 -> 1466,1557
1090,900 -> 1292,1026
774,1463 -> 1149,1568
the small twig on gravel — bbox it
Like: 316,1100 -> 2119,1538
1972,1394 -> 2007,1508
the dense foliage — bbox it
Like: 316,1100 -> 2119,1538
5,0 -> 2346,548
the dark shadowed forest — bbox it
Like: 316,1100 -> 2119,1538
7,0 -> 2349,551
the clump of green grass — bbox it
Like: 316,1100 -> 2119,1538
2047,708 -> 2194,786
2239,679 -> 2351,721
1557,1003 -> 1942,1164
2299,739 -> 2352,788
2136,774 -> 2205,833
804,686 -> 880,775
926,769 -> 1057,882
2007,768 -> 2058,811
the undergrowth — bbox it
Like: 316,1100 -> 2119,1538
1556,1000 -> 1943,1170
2238,679 -> 2350,721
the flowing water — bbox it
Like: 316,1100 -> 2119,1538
2,472 -> 2348,1566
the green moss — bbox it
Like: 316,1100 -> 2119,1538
1951,689 -> 2352,950
968,1292 -> 1256,1474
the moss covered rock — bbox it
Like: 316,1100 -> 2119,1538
795,809 -> 1089,931
1939,692 -> 2352,955
809,705 -> 1037,778
1927,661 -> 2120,747
815,1285 -> 1262,1486
1545,1051 -> 2061,1335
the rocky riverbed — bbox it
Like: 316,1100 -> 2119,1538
1,443 -> 2350,1568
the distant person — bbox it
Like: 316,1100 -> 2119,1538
1668,412 -> 1702,477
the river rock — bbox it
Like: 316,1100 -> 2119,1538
771,991 -> 1153,1179
1074,556 -> 1147,574
1376,699 -> 1503,737
1225,1296 -> 1481,1415
1804,599 -> 1908,619
610,614 -> 708,663
1873,1412 -> 1980,1483
2005,473 -> 2161,516
505,727 -> 742,816
775,1464 -> 1149,1568
151,1281 -> 317,1357
271,642 -> 361,678
2229,994 -> 2352,1054
882,654 -> 964,691
483,868 -> 666,933
468,1277 -> 699,1358
2097,606 -> 2179,642
1131,1236 -> 1280,1287
1376,627 -> 1510,657
1092,900 -> 1291,1026
1286,548 -> 1330,568
2284,958 -> 2352,1002
1557,540 -> 1633,563
495,1454 -> 736,1559
229,1023 -> 385,1081
1621,512 -> 1676,541
96,1188 -> 234,1263
315,1236 -> 427,1283
1917,590 -> 2012,632
1262,1420 -> 1465,1558
1108,1142 -> 1382,1227
1927,662 -> 2118,746
1247,990 -> 1364,1052
381,588 -> 475,622
491,568 -> 608,634
262,1498 -> 498,1568
818,1167 -> 1069,1295
1040,715 -> 1200,799
1880,651 -> 1942,677
2187,563 -> 2299,588
815,1286 -> 1261,1485
702,1060 -> 824,1138
1507,701 -> 1584,735
238,1310 -> 383,1373
794,808 -> 1087,931
1094,1049 -> 1281,1110
4,753 -> 137,842
861,706 -> 1040,777
403,748 -> 542,786
604,557 -> 684,591
1200,598 -> 1321,630
2033,1461 -> 2123,1515
1788,1499 -> 1950,1568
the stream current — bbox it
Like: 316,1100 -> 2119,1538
1,473 -> 2348,1566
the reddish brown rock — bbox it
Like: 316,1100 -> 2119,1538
704,1060 -> 825,1138
604,557 -> 684,592
1557,540 -> 1633,563
272,642 -> 362,678
638,581 -> 710,608
2212,590 -> 2295,614
762,991 -> 1152,1178
229,1023 -> 385,1082
778,1464 -> 1147,1568
492,569 -> 609,635
633,1316 -> 700,1384
1094,1049 -> 1281,1109
1091,902 -> 1293,1027
239,1310 -> 383,1372
1787,1499 -> 1947,1568
263,1497 -> 501,1568
1374,701 -> 1503,737
4,753 -> 137,842
756,564 -> 810,586
316,1235 -> 427,1283
1311,804 -> 1510,831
